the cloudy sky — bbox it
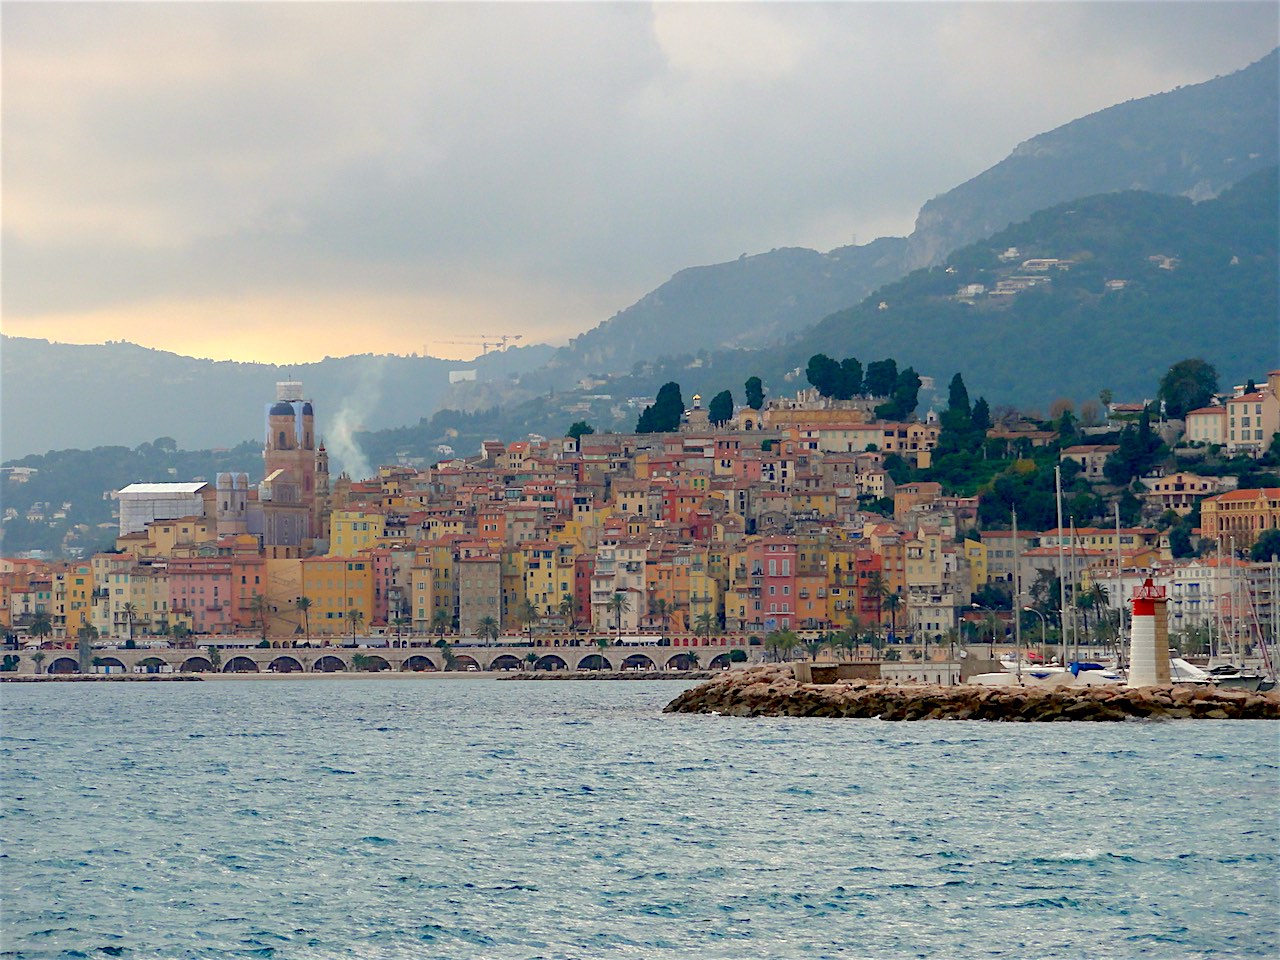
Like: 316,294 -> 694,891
3,2 -> 1276,363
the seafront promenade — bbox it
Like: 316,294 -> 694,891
5,639 -> 750,677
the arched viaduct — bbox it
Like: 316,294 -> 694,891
12,642 -> 752,676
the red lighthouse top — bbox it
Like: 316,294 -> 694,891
1131,577 -> 1166,616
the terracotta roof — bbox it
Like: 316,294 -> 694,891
1205,487 -> 1280,501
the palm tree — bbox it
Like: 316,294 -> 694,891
351,652 -> 372,672
606,591 -> 632,643
120,602 -> 138,644
31,651 -> 46,674
694,611 -> 715,641
348,607 -> 365,644
516,599 -> 540,644
943,626 -> 961,661
477,615 -> 500,646
29,611 -> 53,645
390,614 -> 410,646
803,636 -> 827,661
882,592 -> 903,643
766,629 -> 799,662
524,651 -> 538,671
684,648 -> 702,670
431,608 -> 452,643
652,598 -> 671,636
296,596 -> 312,645
595,636 -> 610,670
866,571 -> 889,632
558,593 -> 576,632
205,644 -> 222,671
844,614 -> 865,659
249,593 -> 271,641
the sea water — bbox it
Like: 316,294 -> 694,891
1,679 -> 1276,959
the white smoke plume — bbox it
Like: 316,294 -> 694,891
326,357 -> 383,481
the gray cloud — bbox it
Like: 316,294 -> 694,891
3,2 -> 1276,359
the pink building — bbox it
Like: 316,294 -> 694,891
167,557 -> 234,635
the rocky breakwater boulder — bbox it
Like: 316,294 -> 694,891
662,665 -> 1280,721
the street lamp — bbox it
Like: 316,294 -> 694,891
1023,606 -> 1048,664
971,603 -> 998,660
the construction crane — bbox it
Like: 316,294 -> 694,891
428,334 -> 524,356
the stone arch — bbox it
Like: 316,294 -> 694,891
401,655 -> 438,672
223,656 -> 259,673
365,656 -> 391,672
181,656 -> 214,672
709,653 -> 733,669
47,657 -> 79,674
534,654 -> 567,671
138,657 -> 167,673
268,656 -> 304,673
450,654 -> 480,672
666,653 -> 699,670
313,655 -> 346,672
578,654 -> 612,671
95,657 -> 127,671
622,654 -> 656,670
489,654 -> 523,671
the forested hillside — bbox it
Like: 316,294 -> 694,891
788,167 -> 1277,410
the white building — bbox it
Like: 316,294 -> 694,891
116,482 -> 210,536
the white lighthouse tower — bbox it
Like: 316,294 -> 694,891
1127,578 -> 1171,687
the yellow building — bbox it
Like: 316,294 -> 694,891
120,517 -> 214,557
962,538 -> 989,587
410,557 -> 436,634
521,541 -> 575,617
329,511 -> 386,557
300,556 -> 374,636
57,563 -> 94,637
1200,487 -> 1280,551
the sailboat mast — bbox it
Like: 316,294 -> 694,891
1055,465 -> 1068,667
1214,539 -> 1223,662
1070,516 -> 1080,662
1012,505 -> 1021,680
1114,501 -> 1124,661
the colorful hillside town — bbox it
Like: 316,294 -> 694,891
2,370 -> 1279,673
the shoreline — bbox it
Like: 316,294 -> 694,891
2,669 -> 713,683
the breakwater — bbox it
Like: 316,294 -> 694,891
663,665 -> 1280,721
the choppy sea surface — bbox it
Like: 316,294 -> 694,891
2,679 -> 1277,959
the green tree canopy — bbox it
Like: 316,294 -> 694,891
636,382 -> 685,433
972,397 -> 991,431
875,367 -> 922,420
1251,529 -> 1280,562
567,420 -> 595,441
744,376 -> 765,410
838,358 -> 864,400
708,390 -> 734,426
1158,358 -> 1218,419
806,354 -> 840,397
947,372 -> 970,415
864,358 -> 898,398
